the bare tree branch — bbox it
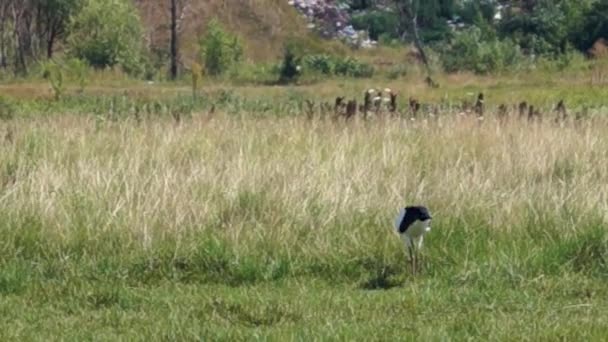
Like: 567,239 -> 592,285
395,0 -> 431,74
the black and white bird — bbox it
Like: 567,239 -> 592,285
394,206 -> 432,275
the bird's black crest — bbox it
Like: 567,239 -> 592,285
398,206 -> 432,233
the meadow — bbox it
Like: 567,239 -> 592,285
1,71 -> 608,340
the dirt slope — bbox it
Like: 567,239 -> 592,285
134,0 -> 313,63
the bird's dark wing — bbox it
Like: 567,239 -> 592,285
398,210 -> 418,233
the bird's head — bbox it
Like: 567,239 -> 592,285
395,205 -> 433,233
405,206 -> 432,220
406,206 -> 432,231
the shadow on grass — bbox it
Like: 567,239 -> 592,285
360,266 -> 403,290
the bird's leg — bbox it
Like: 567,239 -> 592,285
412,244 -> 417,276
408,244 -> 417,276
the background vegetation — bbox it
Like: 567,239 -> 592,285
1,0 -> 608,82
1,0 -> 608,339
1,102 -> 608,339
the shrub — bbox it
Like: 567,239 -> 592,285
66,0 -> 146,76
387,64 -> 408,79
66,58 -> 90,93
572,0 -> 608,51
191,62 -> 202,97
40,61 -> 65,100
333,57 -> 374,77
199,19 -> 244,76
302,55 -> 334,75
278,43 -> 301,84
351,11 -> 399,41
441,27 -> 524,74
302,54 -> 374,78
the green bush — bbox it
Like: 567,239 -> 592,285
441,27 -> 524,74
498,1 -> 590,57
387,64 -> 408,79
40,61 -> 65,100
279,43 -> 301,84
572,0 -> 608,51
302,54 -> 374,78
66,58 -> 90,93
333,57 -> 374,77
302,55 -> 334,75
456,0 -> 497,24
66,0 -> 146,76
199,19 -> 244,76
351,11 -> 399,40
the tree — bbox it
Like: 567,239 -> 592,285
198,19 -> 243,76
498,0 -> 592,56
0,0 -> 81,73
0,0 -> 10,68
66,0 -> 146,75
572,0 -> 608,51
169,0 -> 191,79
37,0 -> 81,58
394,0 -> 431,72
170,0 -> 178,79
10,0 -> 35,75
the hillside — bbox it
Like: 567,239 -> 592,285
134,0 -> 318,63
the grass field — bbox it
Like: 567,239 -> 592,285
1,72 -> 608,339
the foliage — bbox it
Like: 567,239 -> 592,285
40,58 -> 91,98
191,62 -> 202,97
66,58 -> 90,93
39,0 -> 83,56
497,0 -> 593,57
278,42 -> 302,84
334,56 -> 374,77
351,10 -> 400,40
456,0 -> 497,24
302,54 -> 333,75
387,63 -> 409,79
41,61 -> 65,100
301,54 -> 374,78
199,19 -> 244,76
66,0 -> 146,76
441,27 -> 523,74
573,0 -> 608,51
393,0 -> 455,42
415,0 -> 456,28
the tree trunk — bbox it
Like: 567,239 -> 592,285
170,0 -> 178,79
47,26 -> 56,58
396,0 -> 431,74
0,12 -> 5,68
12,4 -> 27,75
409,14 -> 430,72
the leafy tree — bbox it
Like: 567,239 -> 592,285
573,0 -> 608,51
66,0 -> 146,75
457,0 -> 497,25
498,0 -> 592,56
38,0 -> 82,58
394,0 -> 455,43
351,11 -> 400,40
198,19 -> 243,76
394,0 -> 431,72
441,26 -> 523,74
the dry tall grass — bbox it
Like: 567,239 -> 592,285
1,113 -> 607,258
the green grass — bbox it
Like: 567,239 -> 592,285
1,72 -> 608,339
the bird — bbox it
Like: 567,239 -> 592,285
394,206 -> 432,275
